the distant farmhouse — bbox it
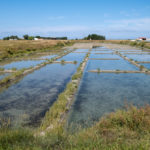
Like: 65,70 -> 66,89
138,37 -> 147,41
131,37 -> 150,42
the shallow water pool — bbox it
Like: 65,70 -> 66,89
0,63 -> 78,127
68,72 -> 150,127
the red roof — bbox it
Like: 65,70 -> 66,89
139,37 -> 146,40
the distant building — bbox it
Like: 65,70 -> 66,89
34,38 -> 44,41
34,38 -> 39,40
138,37 -> 147,41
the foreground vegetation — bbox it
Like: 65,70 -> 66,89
0,105 -> 150,150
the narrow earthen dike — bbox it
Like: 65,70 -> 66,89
89,70 -> 150,74
115,51 -> 148,71
89,58 -> 119,60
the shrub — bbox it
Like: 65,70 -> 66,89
61,60 -> 65,64
73,61 -> 77,64
97,68 -> 100,73
11,68 -> 17,71
140,65 -> 145,71
84,34 -> 105,40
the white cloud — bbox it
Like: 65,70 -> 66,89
120,10 -> 139,17
105,18 -> 150,32
1,18 -> 150,39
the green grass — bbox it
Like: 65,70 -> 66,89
1,105 -> 150,150
97,68 -> 100,73
0,68 -> 4,71
140,65 -> 145,71
61,59 -> 65,64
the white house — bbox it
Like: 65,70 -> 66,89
34,38 -> 39,40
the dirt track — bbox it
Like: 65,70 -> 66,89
69,42 -> 144,50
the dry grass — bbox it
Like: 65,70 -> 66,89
0,40 -> 73,60
0,40 -> 65,52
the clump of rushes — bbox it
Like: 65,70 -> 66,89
48,59 -> 53,63
42,62 -> 48,66
73,60 -> 77,64
72,72 -> 82,80
130,58 -> 133,61
140,65 -> 145,71
11,67 -> 17,71
0,68 -> 4,71
61,59 -> 65,64
97,68 -> 100,73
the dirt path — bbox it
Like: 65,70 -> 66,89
71,42 -> 101,49
69,42 -> 145,51
100,43 -> 144,50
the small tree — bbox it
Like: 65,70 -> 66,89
23,35 -> 29,40
3,37 -> 10,40
28,36 -> 34,40
84,34 -> 105,40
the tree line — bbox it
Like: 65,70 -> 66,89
83,34 -> 105,40
3,35 -> 68,40
2,34 -> 105,40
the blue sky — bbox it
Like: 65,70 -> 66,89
0,0 -> 150,39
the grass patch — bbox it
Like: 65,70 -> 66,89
1,105 -> 150,149
61,59 -> 65,64
97,68 -> 100,73
140,65 -> 145,71
0,68 -> 5,71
